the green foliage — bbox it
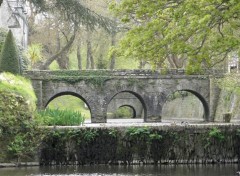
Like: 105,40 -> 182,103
208,127 -> 225,142
126,127 -> 150,140
0,72 -> 36,111
30,0 -> 114,32
0,30 -> 20,74
0,73 -> 42,162
111,0 -> 240,70
125,127 -> 162,142
114,106 -> 133,118
47,70 -> 111,87
25,43 -> 44,69
204,127 -> 225,149
37,108 -> 85,126
217,74 -> 240,95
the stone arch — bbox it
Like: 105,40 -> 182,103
44,91 -> 92,117
104,90 -> 147,121
117,105 -> 137,118
163,89 -> 209,121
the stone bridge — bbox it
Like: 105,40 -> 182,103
24,70 -> 221,123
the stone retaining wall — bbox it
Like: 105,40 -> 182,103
39,125 -> 240,165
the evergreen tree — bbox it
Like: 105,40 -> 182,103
0,30 -> 20,74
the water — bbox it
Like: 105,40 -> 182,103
0,165 -> 239,176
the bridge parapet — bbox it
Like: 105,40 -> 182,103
23,69 -> 224,79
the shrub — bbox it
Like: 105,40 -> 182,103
114,106 -> 133,118
0,72 -> 41,162
0,30 -> 20,74
37,108 -> 85,126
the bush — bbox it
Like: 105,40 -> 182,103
0,30 -> 20,74
114,106 -> 133,118
0,72 -> 41,162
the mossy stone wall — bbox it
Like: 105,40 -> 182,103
39,125 -> 240,165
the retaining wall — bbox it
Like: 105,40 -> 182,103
39,124 -> 240,165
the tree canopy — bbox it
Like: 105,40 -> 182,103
111,0 -> 240,72
26,0 -> 117,69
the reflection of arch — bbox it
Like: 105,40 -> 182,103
45,91 -> 92,116
106,90 -> 147,120
163,89 -> 209,121
118,105 -> 137,118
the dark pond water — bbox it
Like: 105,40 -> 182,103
0,164 -> 240,176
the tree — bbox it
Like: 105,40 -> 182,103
0,30 -> 20,74
26,0 -> 116,70
111,0 -> 240,72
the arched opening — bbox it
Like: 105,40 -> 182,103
106,91 -> 146,122
162,90 -> 209,122
112,105 -> 137,119
43,92 -> 91,125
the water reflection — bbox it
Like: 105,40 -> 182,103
0,164 -> 239,176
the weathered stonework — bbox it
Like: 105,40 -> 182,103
24,70 -> 222,123
107,92 -> 144,118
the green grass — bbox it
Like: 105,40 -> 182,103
0,72 -> 37,111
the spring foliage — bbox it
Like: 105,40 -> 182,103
0,30 -> 20,74
111,0 -> 240,72
0,72 -> 39,162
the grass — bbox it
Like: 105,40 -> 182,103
0,72 -> 37,111
37,108 -> 85,126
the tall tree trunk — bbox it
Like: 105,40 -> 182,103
55,31 -> 69,69
86,40 -> 90,69
110,32 -> 116,70
57,53 -> 69,69
39,25 -> 77,70
90,48 -> 94,69
77,43 -> 82,70
86,30 -> 94,69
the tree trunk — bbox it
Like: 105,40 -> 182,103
55,31 -> 69,69
39,25 -> 77,70
110,32 -> 116,70
57,53 -> 69,69
86,40 -> 90,69
77,43 -> 82,70
86,30 -> 94,69
90,49 -> 94,69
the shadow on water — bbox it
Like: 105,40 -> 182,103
0,164 -> 240,176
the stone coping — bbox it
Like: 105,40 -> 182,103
42,119 -> 240,130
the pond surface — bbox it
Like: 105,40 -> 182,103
0,164 -> 240,176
